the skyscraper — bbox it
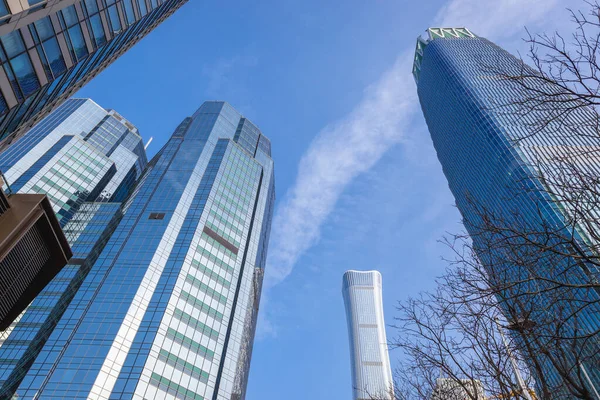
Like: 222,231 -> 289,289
0,97 -> 147,226
0,0 -> 187,149
0,101 -> 275,400
414,27 -> 600,391
342,270 -> 394,400
0,200 -> 123,396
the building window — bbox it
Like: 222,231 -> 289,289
1,31 -> 26,58
83,0 -> 99,14
8,54 -> 40,98
0,92 -> 7,115
30,18 -> 67,80
61,6 -> 79,27
88,14 -> 106,47
42,38 -> 67,77
33,17 -> 54,41
0,0 -> 8,18
67,25 -> 88,60
107,5 -> 121,33
137,0 -> 147,16
148,212 -> 165,220
0,31 -> 42,99
59,7 -> 89,62
123,0 -> 135,25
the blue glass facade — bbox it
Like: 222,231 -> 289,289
415,28 -> 600,392
0,101 -> 275,400
0,97 -> 147,226
0,0 -> 187,148
0,202 -> 124,398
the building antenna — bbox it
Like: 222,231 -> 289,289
144,137 -> 153,151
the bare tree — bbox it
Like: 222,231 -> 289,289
391,219 -> 600,399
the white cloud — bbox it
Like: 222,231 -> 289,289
265,53 -> 417,288
264,0 -> 576,291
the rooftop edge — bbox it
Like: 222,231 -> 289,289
412,27 -> 476,83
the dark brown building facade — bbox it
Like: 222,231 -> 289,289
0,179 -> 71,330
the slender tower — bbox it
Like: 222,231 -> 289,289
342,270 -> 394,400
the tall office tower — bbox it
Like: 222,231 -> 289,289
0,97 -> 147,226
0,0 -> 186,149
414,28 -> 600,391
342,270 -> 394,400
0,201 -> 122,395
0,178 -> 71,331
0,101 -> 275,400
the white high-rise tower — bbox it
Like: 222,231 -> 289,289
342,270 -> 394,399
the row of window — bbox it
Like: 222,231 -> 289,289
0,0 -> 181,142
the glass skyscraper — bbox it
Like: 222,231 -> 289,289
0,97 -> 147,226
0,0 -> 187,149
342,270 -> 393,400
414,28 -> 600,392
0,201 -> 123,398
0,101 -> 275,400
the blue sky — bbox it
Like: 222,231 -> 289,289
76,0 -> 582,398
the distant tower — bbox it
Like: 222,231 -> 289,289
342,270 -> 394,399
430,378 -> 485,400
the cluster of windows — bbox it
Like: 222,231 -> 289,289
150,372 -> 205,400
0,98 -> 87,171
30,18 -> 67,81
158,349 -> 210,383
25,139 -> 112,216
0,0 -> 186,143
10,134 -> 72,191
233,118 -> 260,155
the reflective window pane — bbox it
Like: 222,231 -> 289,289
107,6 -> 121,33
0,91 -> 7,114
67,25 -> 88,60
124,0 -> 135,24
36,45 -> 52,80
137,0 -> 146,16
10,53 -> 40,97
62,6 -> 78,27
1,31 -> 25,58
89,14 -> 106,47
34,17 -> 55,41
4,63 -> 22,100
84,0 -> 98,14
43,37 -> 67,77
0,0 -> 8,18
